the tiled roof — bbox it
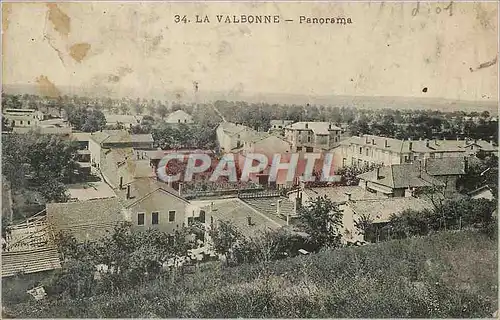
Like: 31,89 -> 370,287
131,134 -> 154,144
270,120 -> 294,126
165,110 -> 193,123
116,177 -> 188,208
100,147 -> 137,188
71,132 -> 92,142
202,199 -> 284,238
89,130 -> 152,145
12,127 -> 72,135
218,122 -> 253,136
67,182 -> 117,201
285,122 -> 341,135
341,135 -> 497,154
90,130 -> 131,145
303,186 -> 387,203
2,247 -> 61,277
104,114 -> 143,125
349,197 -> 434,223
424,157 -> 466,176
240,196 -> 296,220
358,163 -> 445,189
46,198 -> 125,242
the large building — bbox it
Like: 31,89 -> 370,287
333,134 -> 498,169
284,122 -> 342,153
88,130 -> 154,167
2,108 -> 44,127
216,122 -> 255,153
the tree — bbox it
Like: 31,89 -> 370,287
2,132 -> 79,202
157,105 -> 169,119
67,107 -> 106,132
134,104 -> 145,115
208,220 -> 242,257
297,196 -> 343,250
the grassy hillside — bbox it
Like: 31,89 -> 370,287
4,230 -> 498,318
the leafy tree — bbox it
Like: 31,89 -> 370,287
67,107 -> 106,132
157,105 -> 169,119
297,196 -> 343,250
134,104 -> 145,115
2,133 -> 79,202
208,220 -> 242,256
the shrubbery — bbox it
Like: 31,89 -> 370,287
360,198 -> 497,242
5,230 -> 497,318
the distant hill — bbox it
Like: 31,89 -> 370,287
3,84 -> 498,115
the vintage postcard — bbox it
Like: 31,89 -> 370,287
1,1 -> 498,318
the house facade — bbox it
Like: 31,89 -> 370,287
2,108 -> 44,127
121,183 -> 190,235
88,130 -> 154,167
333,134 -> 497,170
216,122 -> 255,153
164,110 -> 194,124
284,122 -> 342,153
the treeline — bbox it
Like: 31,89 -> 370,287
3,93 -> 497,143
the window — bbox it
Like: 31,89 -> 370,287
178,119 -> 180,123
199,210 -> 206,223
20,120 -> 23,125
307,136 -> 311,143
184,119 -> 187,123
27,121 -> 31,125
152,211 -> 159,225
168,210 -> 176,222
359,147 -> 362,154
137,213 -> 145,226
366,148 -> 369,156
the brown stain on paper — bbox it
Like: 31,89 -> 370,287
2,3 -> 12,33
36,75 -> 61,97
69,43 -> 91,62
46,3 -> 71,37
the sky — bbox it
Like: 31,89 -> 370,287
2,2 -> 498,102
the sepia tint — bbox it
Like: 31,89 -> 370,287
1,1 -> 498,318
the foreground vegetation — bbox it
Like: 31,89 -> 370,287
3,230 -> 497,318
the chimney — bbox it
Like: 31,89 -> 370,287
276,199 -> 282,216
178,182 -> 182,196
345,192 -> 352,202
425,140 -> 430,148
374,167 -> 380,180
409,141 -> 413,151
384,139 -> 388,148
247,216 -> 252,226
126,185 -> 131,199
463,156 -> 468,172
404,187 -> 413,198
328,123 -> 332,130
372,138 -> 375,145
119,177 -> 123,189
